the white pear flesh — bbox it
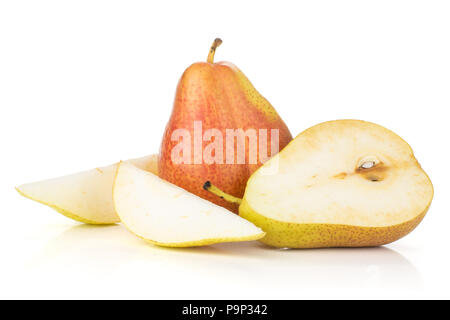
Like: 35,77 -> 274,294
113,162 -> 265,247
16,155 -> 158,225
240,120 -> 433,248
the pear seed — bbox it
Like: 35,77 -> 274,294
361,161 -> 375,169
357,156 -> 381,170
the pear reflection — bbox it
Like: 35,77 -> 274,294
210,242 -> 423,290
32,224 -> 422,291
29,224 -> 140,276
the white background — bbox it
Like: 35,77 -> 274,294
1,1 -> 449,299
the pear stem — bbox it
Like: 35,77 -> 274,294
203,181 -> 242,205
207,38 -> 222,64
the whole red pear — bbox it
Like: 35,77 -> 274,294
159,39 -> 292,213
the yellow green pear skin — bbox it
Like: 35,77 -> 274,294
239,199 -> 431,248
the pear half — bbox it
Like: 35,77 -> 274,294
16,155 -> 158,224
113,162 -> 265,247
239,120 -> 433,248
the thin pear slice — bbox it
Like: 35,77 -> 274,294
113,162 -> 265,247
16,155 -> 158,224
240,120 -> 433,248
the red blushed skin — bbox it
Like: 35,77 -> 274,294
159,61 -> 292,213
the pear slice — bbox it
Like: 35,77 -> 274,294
218,120 -> 433,248
113,162 -> 265,247
16,155 -> 158,225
